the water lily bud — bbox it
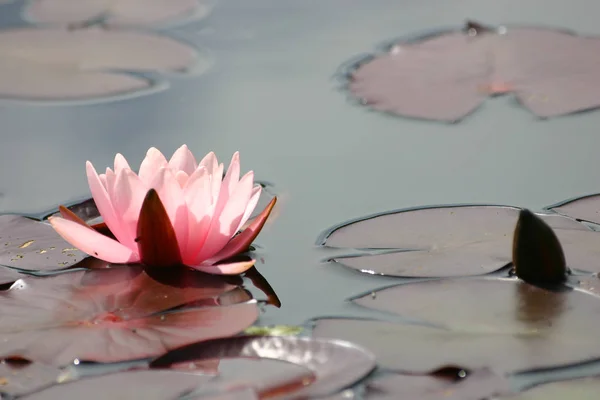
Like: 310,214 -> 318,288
512,209 -> 567,285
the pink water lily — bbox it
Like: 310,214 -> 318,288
49,145 -> 276,275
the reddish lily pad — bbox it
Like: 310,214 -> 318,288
548,193 -> 600,226
0,28 -> 209,104
0,215 -> 89,271
25,0 -> 210,28
0,358 -> 64,397
365,366 -> 512,400
320,205 -> 600,277
21,369 -> 215,400
151,335 -> 377,398
0,266 -> 25,286
497,376 -> 600,399
347,22 -> 600,122
314,277 -> 600,373
0,269 -> 258,365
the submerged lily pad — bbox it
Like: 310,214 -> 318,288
0,28 -> 209,104
314,277 -> 600,373
497,376 -> 600,399
320,205 -> 600,277
365,366 -> 511,400
151,335 -> 377,398
345,22 -> 600,122
0,215 -> 88,271
0,268 -> 258,365
25,0 -> 210,28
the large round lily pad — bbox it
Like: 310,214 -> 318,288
497,376 -> 600,399
346,22 -> 600,122
313,277 -> 600,373
0,268 -> 258,365
320,205 -> 600,277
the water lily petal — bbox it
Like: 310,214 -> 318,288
175,171 -> 188,188
98,172 -> 108,191
198,151 -> 217,175
149,167 -> 189,253
183,166 -> 213,263
207,196 -> 276,265
49,216 -> 137,264
219,152 -> 241,206
114,153 -> 131,174
112,168 -> 148,245
138,147 -> 168,186
86,161 -> 131,249
194,171 -> 254,263
190,259 -> 256,275
169,144 -> 197,175
105,168 -> 116,199
235,185 -> 262,233
211,163 -> 224,206
137,189 -> 182,267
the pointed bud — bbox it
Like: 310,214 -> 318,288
136,189 -> 182,268
512,209 -> 567,285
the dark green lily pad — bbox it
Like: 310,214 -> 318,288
319,205 -> 600,277
0,215 -> 88,271
314,277 -> 600,373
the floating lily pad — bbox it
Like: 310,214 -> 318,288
0,269 -> 258,365
0,358 -> 64,397
21,369 -> 215,400
496,376 -> 600,399
548,193 -> 600,226
151,335 -> 377,398
365,366 -> 511,400
320,205 -> 600,277
0,266 -> 25,286
25,0 -> 210,28
314,277 -> 600,373
346,22 -> 600,122
0,28 -> 209,104
0,215 -> 89,271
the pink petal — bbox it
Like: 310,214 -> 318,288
98,172 -> 108,191
86,162 -> 132,249
182,166 -> 213,263
49,217 -> 138,264
211,163 -> 224,206
149,167 -> 189,254
175,171 -> 188,188
206,196 -> 276,266
138,147 -> 168,186
112,168 -> 148,244
194,171 -> 254,263
220,152 -> 241,204
168,144 -> 197,175
198,151 -> 217,175
236,185 -> 262,233
105,168 -> 117,200
190,259 -> 256,275
113,153 -> 131,174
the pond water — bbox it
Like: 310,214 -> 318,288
2,0 -> 600,397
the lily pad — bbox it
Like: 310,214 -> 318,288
151,335 -> 377,398
0,269 -> 258,365
314,277 -> 600,373
548,193 -> 600,226
21,369 -> 215,400
0,28 -> 209,104
496,376 -> 600,399
320,205 -> 600,277
0,215 -> 89,271
25,0 -> 210,28
0,358 -> 65,397
346,22 -> 600,122
365,366 -> 511,400
0,266 -> 26,286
